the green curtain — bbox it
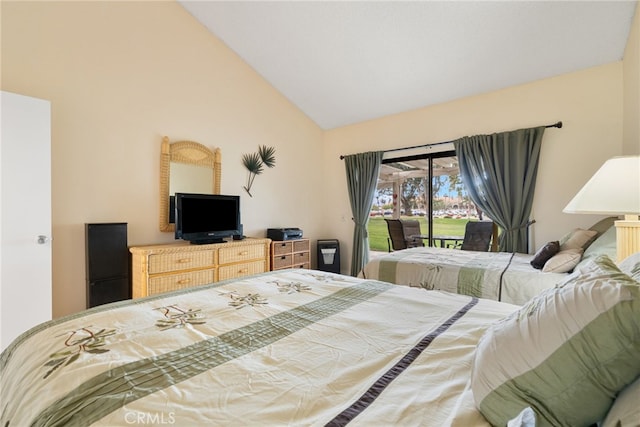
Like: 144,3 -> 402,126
344,151 -> 383,276
453,127 -> 545,253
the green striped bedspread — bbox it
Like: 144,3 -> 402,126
0,269 -> 517,427
359,247 -> 567,305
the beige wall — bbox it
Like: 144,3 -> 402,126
323,63 -> 624,273
2,1 -> 325,317
623,3 -> 640,155
2,1 -> 638,315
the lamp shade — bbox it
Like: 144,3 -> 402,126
563,155 -> 640,215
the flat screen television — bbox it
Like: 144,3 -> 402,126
175,193 -> 241,244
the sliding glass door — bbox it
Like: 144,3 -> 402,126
369,151 -> 481,253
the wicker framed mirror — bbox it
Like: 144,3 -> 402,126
159,136 -> 221,232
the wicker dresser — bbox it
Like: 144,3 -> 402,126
270,239 -> 311,271
129,238 -> 271,298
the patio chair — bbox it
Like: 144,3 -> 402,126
385,218 -> 424,251
459,221 -> 495,252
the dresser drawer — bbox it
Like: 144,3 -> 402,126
293,240 -> 310,253
293,252 -> 310,264
219,244 -> 266,264
218,260 -> 266,281
148,251 -> 215,274
291,262 -> 310,269
272,254 -> 292,270
148,269 -> 215,295
272,241 -> 293,256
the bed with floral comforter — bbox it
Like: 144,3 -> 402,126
1,269 -> 518,427
4,257 -> 638,427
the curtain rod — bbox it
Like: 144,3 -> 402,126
339,121 -> 562,160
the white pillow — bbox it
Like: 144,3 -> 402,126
471,255 -> 640,426
507,407 -> 536,427
618,252 -> 640,281
541,248 -> 583,273
602,375 -> 640,427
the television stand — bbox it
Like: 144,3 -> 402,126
130,238 -> 271,298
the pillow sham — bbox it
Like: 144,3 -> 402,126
602,375 -> 640,427
471,255 -> 640,427
618,251 -> 640,281
530,241 -> 560,269
559,228 -> 597,251
541,248 -> 582,273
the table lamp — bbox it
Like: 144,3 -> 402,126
563,155 -> 640,262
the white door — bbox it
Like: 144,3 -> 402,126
0,91 -> 52,351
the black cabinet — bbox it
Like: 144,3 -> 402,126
85,223 -> 130,308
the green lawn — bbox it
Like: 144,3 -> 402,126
368,216 -> 468,252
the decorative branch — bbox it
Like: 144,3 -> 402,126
154,305 -> 206,330
242,145 -> 276,197
43,327 -> 115,379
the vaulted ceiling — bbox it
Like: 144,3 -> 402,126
179,1 -> 637,130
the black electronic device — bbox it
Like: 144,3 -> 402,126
85,223 -> 130,308
317,239 -> 340,273
267,228 -> 303,241
233,224 -> 245,240
175,193 -> 241,244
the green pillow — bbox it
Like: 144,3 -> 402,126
471,255 -> 640,427
582,225 -> 617,262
